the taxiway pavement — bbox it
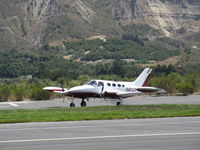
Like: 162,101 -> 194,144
0,95 -> 200,109
0,117 -> 200,150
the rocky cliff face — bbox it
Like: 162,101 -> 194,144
0,0 -> 95,49
112,0 -> 200,37
0,0 -> 199,50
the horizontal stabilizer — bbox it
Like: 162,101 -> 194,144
136,87 -> 165,93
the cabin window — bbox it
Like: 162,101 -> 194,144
86,80 -> 97,86
122,85 -> 125,87
112,83 -> 116,87
107,83 -> 111,86
118,84 -> 121,87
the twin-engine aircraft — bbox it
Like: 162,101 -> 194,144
43,68 -> 165,107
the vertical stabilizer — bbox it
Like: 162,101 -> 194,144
133,68 -> 152,87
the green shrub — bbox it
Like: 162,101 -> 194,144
0,85 -> 11,102
176,83 -> 195,94
12,86 -> 26,101
149,76 -> 176,94
30,84 -> 52,100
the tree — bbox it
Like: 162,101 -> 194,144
37,62 -> 50,78
111,60 -> 125,78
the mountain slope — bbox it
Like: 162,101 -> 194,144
112,0 -> 200,37
0,0 -> 199,51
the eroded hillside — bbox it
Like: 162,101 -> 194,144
0,0 -> 199,50
112,0 -> 200,37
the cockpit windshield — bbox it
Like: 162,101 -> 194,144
85,80 -> 97,86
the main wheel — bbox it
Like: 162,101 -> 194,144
70,102 -> 75,107
116,101 -> 121,106
81,101 -> 87,107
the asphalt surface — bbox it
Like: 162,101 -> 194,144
0,95 -> 200,109
0,117 -> 200,150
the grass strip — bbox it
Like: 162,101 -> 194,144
0,104 -> 200,124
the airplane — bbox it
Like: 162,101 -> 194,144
43,68 -> 165,107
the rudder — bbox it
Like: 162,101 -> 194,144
132,68 -> 152,87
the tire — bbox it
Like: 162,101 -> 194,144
70,102 -> 75,107
81,101 -> 87,107
116,102 -> 121,106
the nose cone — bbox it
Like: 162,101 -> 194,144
68,85 -> 95,93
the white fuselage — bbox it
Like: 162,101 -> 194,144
66,80 -> 141,99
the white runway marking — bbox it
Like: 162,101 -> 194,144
8,102 -> 18,107
0,101 -> 28,104
0,132 -> 200,144
1,120 -> 200,132
0,101 -> 28,107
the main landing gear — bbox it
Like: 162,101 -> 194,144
81,98 -> 87,107
116,99 -> 123,106
70,101 -> 75,107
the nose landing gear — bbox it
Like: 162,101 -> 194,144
70,97 -> 75,107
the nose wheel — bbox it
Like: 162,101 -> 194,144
70,97 -> 75,107
81,98 -> 87,107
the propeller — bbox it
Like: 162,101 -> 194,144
60,82 -> 65,103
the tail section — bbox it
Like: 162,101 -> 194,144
132,68 -> 152,87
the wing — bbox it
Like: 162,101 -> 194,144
43,87 -> 68,94
103,90 -> 139,98
117,91 -> 139,97
104,87 -> 165,98
136,86 -> 164,93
